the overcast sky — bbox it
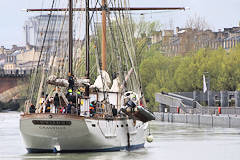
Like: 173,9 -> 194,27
0,0 -> 240,48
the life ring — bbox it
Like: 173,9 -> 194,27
123,91 -> 139,104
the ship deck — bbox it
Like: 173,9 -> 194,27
20,113 -> 129,121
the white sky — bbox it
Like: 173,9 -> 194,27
0,0 -> 240,48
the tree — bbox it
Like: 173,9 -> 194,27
185,14 -> 210,31
139,43 -> 240,110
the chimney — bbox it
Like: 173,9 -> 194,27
0,46 -> 4,54
12,45 -> 17,50
26,44 -> 31,50
176,27 -> 180,33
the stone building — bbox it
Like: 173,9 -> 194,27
16,48 -> 42,70
1,45 -> 42,74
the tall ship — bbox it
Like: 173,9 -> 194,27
20,0 -> 184,153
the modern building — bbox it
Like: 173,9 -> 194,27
24,14 -> 69,47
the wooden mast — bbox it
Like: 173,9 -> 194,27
68,0 -> 73,76
101,0 -> 107,71
85,0 -> 90,96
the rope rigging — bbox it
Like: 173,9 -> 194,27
29,0 -> 57,103
27,0 -> 151,107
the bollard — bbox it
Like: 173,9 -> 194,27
218,107 -> 221,114
177,106 -> 180,114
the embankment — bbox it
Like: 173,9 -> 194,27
154,112 -> 240,128
0,101 -> 20,112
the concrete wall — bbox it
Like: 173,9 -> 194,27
154,112 -> 240,128
186,114 -> 200,125
229,117 -> 240,128
199,115 -> 213,126
173,114 -> 187,123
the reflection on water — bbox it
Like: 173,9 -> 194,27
1,112 -> 240,160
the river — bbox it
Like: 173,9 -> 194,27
0,112 -> 240,160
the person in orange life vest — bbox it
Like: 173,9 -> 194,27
89,103 -> 96,116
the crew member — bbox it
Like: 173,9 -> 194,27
54,93 -> 60,113
68,74 -> 74,90
60,106 -> 66,114
67,101 -> 73,114
39,92 -> 45,113
66,89 -> 72,100
29,104 -> 36,113
112,105 -> 117,117
89,103 -> 96,117
45,100 -> 51,113
77,89 -> 82,97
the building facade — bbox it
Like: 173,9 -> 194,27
25,14 -> 69,47
152,26 -> 240,55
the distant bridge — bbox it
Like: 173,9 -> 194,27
0,84 -> 27,103
0,69 -> 32,78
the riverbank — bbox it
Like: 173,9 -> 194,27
154,112 -> 240,128
0,101 -> 20,112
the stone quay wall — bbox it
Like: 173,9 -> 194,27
154,112 -> 240,128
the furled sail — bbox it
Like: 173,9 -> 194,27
110,77 -> 121,92
47,75 -> 90,87
90,70 -> 111,91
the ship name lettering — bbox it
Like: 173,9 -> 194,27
39,126 -> 66,130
